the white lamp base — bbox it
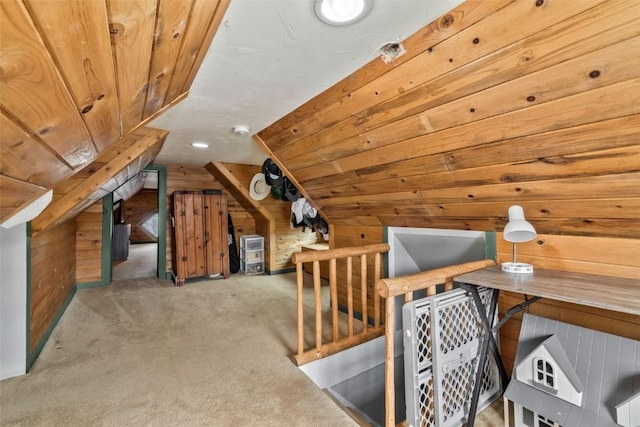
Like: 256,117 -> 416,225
501,262 -> 534,274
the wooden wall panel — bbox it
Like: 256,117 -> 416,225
30,220 -> 76,352
75,202 -> 103,284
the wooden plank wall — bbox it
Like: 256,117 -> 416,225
221,163 -> 321,273
257,0 -> 640,367
0,0 -> 229,224
75,202 -> 104,284
122,189 -> 158,243
30,220 -> 76,352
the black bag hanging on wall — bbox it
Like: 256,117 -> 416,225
227,213 -> 240,273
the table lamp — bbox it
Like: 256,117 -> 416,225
502,205 -> 537,273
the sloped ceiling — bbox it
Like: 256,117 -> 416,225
150,0 -> 465,166
0,0 -> 229,225
257,0 -> 640,239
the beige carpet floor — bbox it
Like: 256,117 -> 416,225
0,273 -> 505,426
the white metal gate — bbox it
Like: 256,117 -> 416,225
403,288 -> 501,427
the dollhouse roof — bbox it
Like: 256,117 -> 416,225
522,334 -> 584,392
505,314 -> 640,426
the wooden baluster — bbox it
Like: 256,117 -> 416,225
296,262 -> 304,358
445,277 -> 454,291
360,254 -> 368,333
347,256 -> 354,337
384,296 -> 395,427
330,258 -> 338,342
313,260 -> 322,351
405,292 -> 413,303
374,252 -> 381,328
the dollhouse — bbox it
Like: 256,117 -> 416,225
505,314 -> 639,427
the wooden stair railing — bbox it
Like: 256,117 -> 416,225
290,243 -> 390,366
376,259 -> 497,427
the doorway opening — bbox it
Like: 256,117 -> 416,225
111,171 -> 159,281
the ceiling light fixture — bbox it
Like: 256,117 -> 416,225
232,125 -> 251,136
191,142 -> 209,148
314,0 -> 372,26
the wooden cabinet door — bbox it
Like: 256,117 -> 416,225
203,194 -> 229,278
173,192 -> 229,285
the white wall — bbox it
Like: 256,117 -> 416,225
0,223 -> 27,380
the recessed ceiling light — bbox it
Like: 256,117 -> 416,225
314,0 -> 372,26
191,142 -> 209,148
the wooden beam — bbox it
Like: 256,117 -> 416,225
31,128 -> 167,235
0,175 -> 48,223
204,161 -> 274,223
252,134 -> 330,224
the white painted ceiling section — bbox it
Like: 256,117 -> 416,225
151,0 -> 464,167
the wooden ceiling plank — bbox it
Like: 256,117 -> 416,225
317,172 -> 640,212
300,114 -> 639,194
181,0 -> 230,91
143,0 -> 194,119
0,112 -> 72,187
281,32 -> 640,171
108,0 -> 157,135
315,0 -> 609,131
267,0 -> 611,153
24,0 -> 120,152
0,0 -> 96,168
294,77 -> 640,183
311,145 -> 640,201
332,199 -> 640,222
0,175 -> 47,223
31,128 -> 167,235
258,0 -> 515,145
163,0 -> 222,105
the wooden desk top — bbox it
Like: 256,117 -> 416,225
455,267 -> 640,316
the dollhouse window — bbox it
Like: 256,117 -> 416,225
534,357 -> 556,390
536,413 -> 559,427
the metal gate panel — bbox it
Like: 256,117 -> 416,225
403,288 -> 501,427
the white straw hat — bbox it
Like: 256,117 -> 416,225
249,173 -> 270,200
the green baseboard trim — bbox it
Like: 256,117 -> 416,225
336,303 -> 377,327
76,281 -> 110,289
266,267 -> 296,275
27,286 -> 77,371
